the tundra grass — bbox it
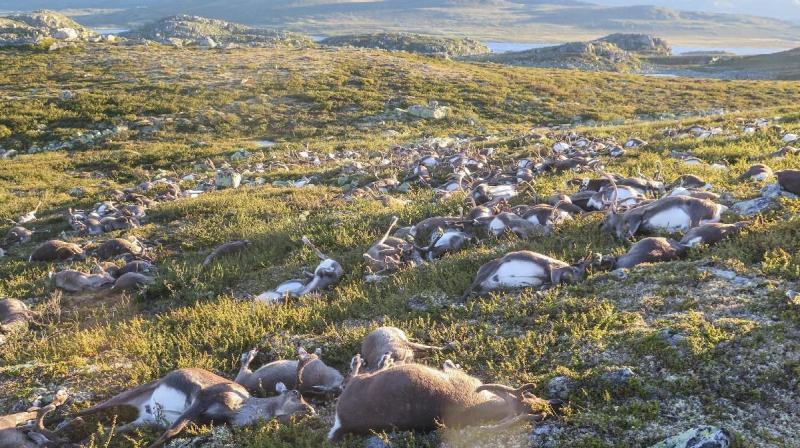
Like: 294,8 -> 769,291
1,44 -> 800,447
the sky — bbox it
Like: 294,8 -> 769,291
591,0 -> 800,21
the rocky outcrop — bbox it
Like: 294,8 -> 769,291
469,41 -> 640,72
122,15 -> 313,48
0,10 -> 97,46
320,32 -> 489,57
599,33 -> 671,56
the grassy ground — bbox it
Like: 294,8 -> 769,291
1,43 -> 800,447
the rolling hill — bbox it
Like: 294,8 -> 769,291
1,0 -> 799,47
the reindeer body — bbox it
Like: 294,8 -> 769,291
202,240 -> 251,269
776,170 -> 800,195
0,299 -> 31,333
95,238 -> 144,260
514,204 -> 572,227
587,186 -> 643,210
51,270 -> 115,293
613,237 -> 687,269
29,240 -> 84,262
671,175 -> 710,190
2,226 -> 32,247
463,251 -> 585,298
488,213 -> 547,239
680,222 -> 749,248
76,368 -> 313,448
236,348 -> 343,397
360,327 -> 443,369
329,362 -> 551,440
737,164 -> 773,182
112,272 -> 155,291
603,196 -> 726,239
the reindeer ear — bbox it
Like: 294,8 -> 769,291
275,382 -> 288,394
314,347 -> 322,356
297,346 -> 308,356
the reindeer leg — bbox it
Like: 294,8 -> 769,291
145,401 -> 207,448
376,353 -> 394,371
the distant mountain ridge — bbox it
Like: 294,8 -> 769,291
1,0 -> 799,47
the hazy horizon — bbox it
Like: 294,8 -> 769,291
0,0 -> 799,22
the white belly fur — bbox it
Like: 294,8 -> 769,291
489,217 -> 506,235
485,260 -> 546,290
145,385 -> 191,425
645,209 -> 692,232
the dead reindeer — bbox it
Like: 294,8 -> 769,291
0,390 -> 70,448
410,216 -> 467,247
100,216 -> 139,233
418,228 -> 474,261
601,195 -> 727,240
360,326 -> 445,370
470,183 -> 517,205
29,240 -> 85,262
736,164 -> 773,182
17,201 -> 42,225
236,347 -> 344,398
670,174 -> 711,190
680,221 -> 750,248
0,298 -> 32,333
488,212 -> 549,239
586,185 -> 645,211
546,195 -> 585,215
665,187 -> 720,202
71,368 -> 315,448
50,270 -> 115,293
512,204 -> 572,228
256,237 -> 343,303
111,272 -> 155,292
328,357 -> 558,440
297,236 -> 344,295
462,251 -> 591,300
2,226 -> 33,247
118,260 -> 156,276
201,240 -> 251,269
605,237 -> 688,269
93,237 -> 145,261
776,169 -> 800,195
363,217 -> 415,274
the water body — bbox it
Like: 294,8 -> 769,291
485,41 -> 790,56
94,28 -> 129,35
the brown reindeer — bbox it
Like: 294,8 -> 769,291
328,357 -> 557,440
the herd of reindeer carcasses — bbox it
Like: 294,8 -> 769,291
2,125 -> 800,447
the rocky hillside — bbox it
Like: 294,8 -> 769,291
122,15 -> 313,48
598,33 -> 671,56
0,10 -> 97,46
320,32 -> 489,57
468,40 -> 641,72
20,0 -> 800,48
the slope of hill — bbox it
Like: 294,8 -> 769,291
122,15 -> 314,48
2,0 -> 799,48
0,9 -> 96,46
320,32 -> 489,57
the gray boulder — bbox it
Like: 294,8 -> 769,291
649,426 -> 730,448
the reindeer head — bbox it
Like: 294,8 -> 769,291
273,382 -> 315,423
475,383 -> 559,429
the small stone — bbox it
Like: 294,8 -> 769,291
602,367 -> 635,385
649,426 -> 730,448
547,376 -> 574,400
215,171 -> 242,189
610,268 -> 628,280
